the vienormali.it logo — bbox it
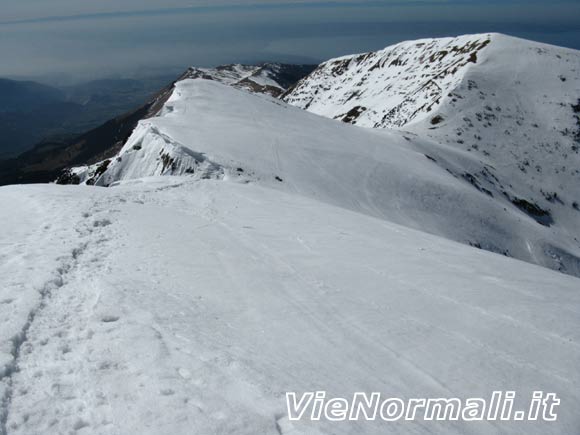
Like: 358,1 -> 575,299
286,391 -> 560,422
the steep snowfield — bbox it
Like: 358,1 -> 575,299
406,35 -> 580,260
282,34 -> 494,128
283,33 -> 580,275
1,178 -> 579,435
74,79 -> 580,276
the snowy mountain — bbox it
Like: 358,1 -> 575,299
67,74 -> 580,277
282,34 -> 494,128
283,33 -> 580,275
1,34 -> 579,435
180,63 -> 316,97
1,64 -> 314,186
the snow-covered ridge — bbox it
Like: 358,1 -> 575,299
68,79 -> 580,276
182,63 -> 315,97
404,35 -> 580,264
283,33 -> 580,275
64,34 -> 580,277
61,62 -> 315,185
283,33 -> 494,128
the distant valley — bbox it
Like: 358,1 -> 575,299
0,75 -> 177,159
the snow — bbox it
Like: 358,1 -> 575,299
282,33 -> 580,276
76,79 -> 580,276
283,33 -> 496,128
2,33 -> 580,435
406,34 -> 580,248
1,178 -> 579,434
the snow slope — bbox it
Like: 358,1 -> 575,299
58,62 -> 316,186
405,35 -> 580,258
282,34 -> 494,128
283,33 -> 580,275
0,178 -> 579,435
73,79 -> 580,276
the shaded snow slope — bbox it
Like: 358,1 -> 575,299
0,178 -> 579,435
77,79 -> 580,276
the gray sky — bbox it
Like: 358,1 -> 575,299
1,0 -> 579,83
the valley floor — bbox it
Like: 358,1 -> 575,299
0,178 -> 579,434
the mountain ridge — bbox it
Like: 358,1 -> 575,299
281,32 -> 580,274
3,33 -> 580,276
0,63 -> 315,185
66,77 -> 580,276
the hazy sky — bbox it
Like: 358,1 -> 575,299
1,0 -> 579,83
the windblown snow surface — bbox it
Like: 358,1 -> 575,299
1,34 -> 579,435
1,178 -> 579,435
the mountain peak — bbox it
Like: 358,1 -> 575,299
181,62 -> 316,97
283,33 -> 497,128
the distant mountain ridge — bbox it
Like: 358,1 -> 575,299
0,75 -> 175,159
0,79 -> 66,113
182,63 -> 316,97
0,78 -> 78,158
